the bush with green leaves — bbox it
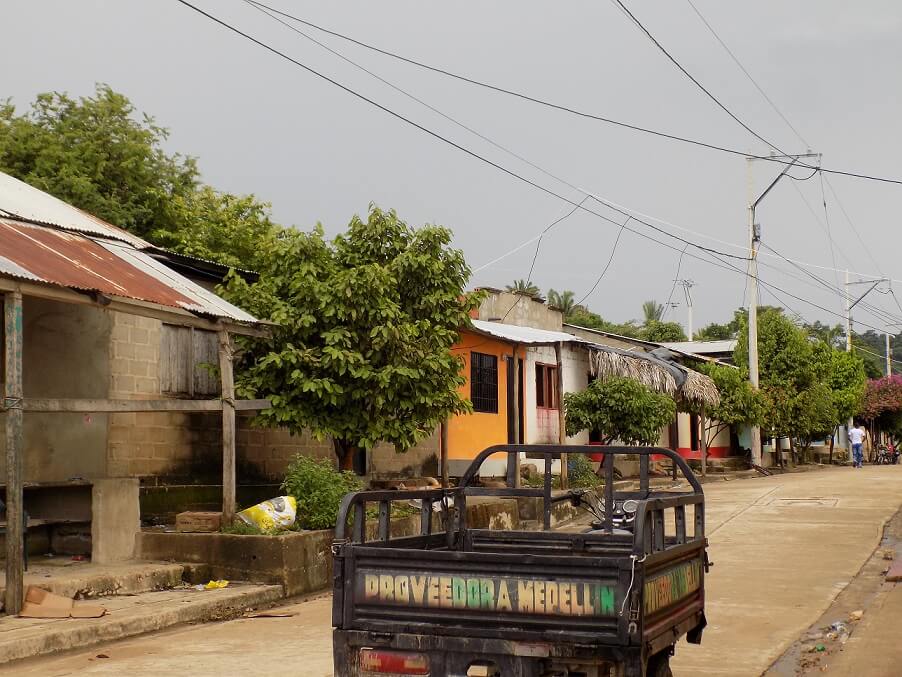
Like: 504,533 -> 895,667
568,454 -> 599,488
281,454 -> 362,530
564,377 -> 676,445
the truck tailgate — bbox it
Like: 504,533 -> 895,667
335,546 -> 630,643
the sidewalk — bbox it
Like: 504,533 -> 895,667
818,581 -> 902,676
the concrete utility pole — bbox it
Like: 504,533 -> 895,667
887,333 -> 893,377
745,152 -> 820,466
677,279 -> 695,339
844,272 -> 888,453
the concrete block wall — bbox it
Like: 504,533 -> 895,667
237,418 -> 440,481
107,312 -> 221,479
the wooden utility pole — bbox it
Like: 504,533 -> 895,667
699,407 -> 707,478
218,331 -> 236,525
4,291 -> 24,615
554,342 -> 568,489
440,420 -> 449,488
510,345 -> 521,488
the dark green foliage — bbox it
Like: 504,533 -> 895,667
568,454 -> 600,488
564,377 -> 676,445
281,455 -> 363,530
0,86 -> 277,271
224,207 -> 479,465
639,321 -> 687,343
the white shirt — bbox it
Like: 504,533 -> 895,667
849,428 -> 866,445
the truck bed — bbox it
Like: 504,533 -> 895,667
332,445 -> 708,676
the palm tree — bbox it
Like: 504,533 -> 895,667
506,279 -> 541,297
642,300 -> 665,324
547,289 -> 576,316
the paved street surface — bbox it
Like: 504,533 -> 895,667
7,465 -> 902,677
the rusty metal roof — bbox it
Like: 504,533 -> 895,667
0,218 -> 258,323
0,171 -> 258,324
0,172 -> 150,249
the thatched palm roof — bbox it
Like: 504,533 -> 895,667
588,345 -> 720,409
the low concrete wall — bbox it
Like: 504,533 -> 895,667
137,498 -> 536,597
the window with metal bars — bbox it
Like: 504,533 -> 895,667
535,363 -> 559,409
470,351 -> 498,413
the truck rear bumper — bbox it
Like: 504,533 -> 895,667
333,629 -> 643,677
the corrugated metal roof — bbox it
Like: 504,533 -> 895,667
470,320 -> 589,345
661,340 -> 737,354
0,218 -> 257,324
0,172 -> 149,249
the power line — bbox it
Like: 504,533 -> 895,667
609,0 -> 787,155
680,0 -> 890,302
179,1 -> 902,336
575,216 -> 629,306
499,196 -> 588,323
245,0 -> 902,187
662,246 -> 688,320
180,0 -> 752,267
683,0 -> 810,149
243,0 -> 590,198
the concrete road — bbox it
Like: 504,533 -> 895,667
7,465 -> 902,677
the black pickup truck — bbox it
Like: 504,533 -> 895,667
332,445 -> 709,677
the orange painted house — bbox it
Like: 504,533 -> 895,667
447,327 -> 526,476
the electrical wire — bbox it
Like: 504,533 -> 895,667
683,0 -> 810,149
662,246 -> 688,320
575,216 -> 630,306
178,0 -> 752,266
179,1 -> 902,336
245,0 -> 902,187
609,0 -> 787,156
499,196 -> 589,323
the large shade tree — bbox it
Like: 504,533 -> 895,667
224,207 -> 479,472
0,85 -> 276,270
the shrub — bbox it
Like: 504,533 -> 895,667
568,454 -> 599,488
281,454 -> 362,530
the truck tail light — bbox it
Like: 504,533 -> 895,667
359,648 -> 430,675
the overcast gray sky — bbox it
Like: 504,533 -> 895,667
5,1 -> 902,332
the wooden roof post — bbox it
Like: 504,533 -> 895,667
219,331 -> 236,525
555,342 -> 568,489
4,290 -> 24,615
440,419 -> 449,489
700,406 -> 707,478
508,344 -> 522,488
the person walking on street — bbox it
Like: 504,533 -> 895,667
849,423 -> 867,468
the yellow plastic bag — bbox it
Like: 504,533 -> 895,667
204,580 -> 229,590
236,496 -> 297,531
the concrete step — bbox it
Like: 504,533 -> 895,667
0,559 -> 186,601
0,582 -> 283,665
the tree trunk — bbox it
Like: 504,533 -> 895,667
828,432 -> 835,465
333,439 -> 366,475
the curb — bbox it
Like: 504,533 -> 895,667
0,584 -> 283,665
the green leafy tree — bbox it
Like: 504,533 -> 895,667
0,85 -> 198,239
695,322 -> 736,341
0,85 -> 276,272
804,321 -> 845,349
151,186 -> 279,270
695,362 -> 763,444
546,289 -> 576,316
565,306 -> 641,337
640,321 -> 687,343
641,300 -> 665,324
224,207 -> 479,472
564,377 -> 676,445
